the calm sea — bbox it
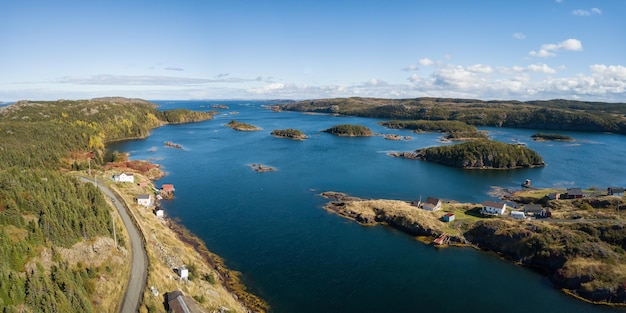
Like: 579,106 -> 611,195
109,100 -> 626,313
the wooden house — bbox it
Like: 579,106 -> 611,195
421,197 -> 442,211
481,201 -> 507,215
608,187 -> 625,196
137,194 -> 152,207
523,204 -> 543,216
165,290 -> 203,313
565,188 -> 583,199
113,172 -> 134,183
162,184 -> 175,193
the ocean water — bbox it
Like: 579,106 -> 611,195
108,100 -> 626,313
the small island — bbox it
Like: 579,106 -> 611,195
390,139 -> 545,169
379,120 -> 487,140
271,128 -> 308,140
531,132 -> 574,141
164,141 -> 182,149
226,120 -> 261,131
384,134 -> 411,140
322,124 -> 373,137
211,104 -> 229,109
250,164 -> 276,172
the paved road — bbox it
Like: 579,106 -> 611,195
79,177 -> 148,313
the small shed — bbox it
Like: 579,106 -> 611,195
442,213 -> 455,222
511,211 -> 526,219
608,187 -> 625,196
566,188 -> 584,199
162,184 -> 175,193
176,266 -> 189,280
154,207 -> 164,218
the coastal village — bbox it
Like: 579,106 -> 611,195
108,169 -> 262,313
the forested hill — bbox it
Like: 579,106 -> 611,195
276,97 -> 626,135
0,97 -> 212,312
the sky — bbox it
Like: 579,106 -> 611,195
1,0 -> 625,102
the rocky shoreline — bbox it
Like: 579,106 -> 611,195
320,191 -> 626,306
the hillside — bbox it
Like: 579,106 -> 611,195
0,98 -> 218,312
276,97 -> 626,135
391,139 -> 545,169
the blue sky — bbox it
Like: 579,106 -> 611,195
1,0 -> 624,102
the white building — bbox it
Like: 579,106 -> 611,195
113,172 -> 135,183
421,197 -> 442,211
481,201 -> 507,215
510,210 -> 526,219
137,194 -> 152,207
154,207 -> 164,218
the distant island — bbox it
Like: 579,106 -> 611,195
275,97 -> 626,135
531,132 -> 574,141
390,139 -> 545,169
380,120 -> 487,140
271,128 -> 308,140
226,120 -> 261,131
322,124 -> 373,137
250,163 -> 276,172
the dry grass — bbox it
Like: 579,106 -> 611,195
104,171 -> 252,313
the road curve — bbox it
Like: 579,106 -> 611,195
79,177 -> 148,313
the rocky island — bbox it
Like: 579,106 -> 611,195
531,132 -> 574,141
322,124 -> 373,137
226,120 -> 261,131
271,128 -> 308,140
320,189 -> 626,305
391,139 -> 545,169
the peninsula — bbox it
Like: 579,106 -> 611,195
320,188 -> 626,305
390,139 -> 545,169
0,98 -> 266,312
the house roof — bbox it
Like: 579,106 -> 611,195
483,201 -> 506,209
445,213 -> 455,217
162,184 -> 175,191
566,188 -> 583,196
166,291 -> 204,313
137,194 -> 151,200
425,197 -> 441,205
524,204 -> 543,213
609,187 -> 625,193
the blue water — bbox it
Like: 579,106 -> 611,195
109,101 -> 626,313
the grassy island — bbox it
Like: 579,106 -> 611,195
321,189 -> 626,305
380,120 -> 487,140
391,139 -> 545,169
226,120 -> 262,131
322,124 -> 373,137
531,132 -> 574,141
271,128 -> 308,140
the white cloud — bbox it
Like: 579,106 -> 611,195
467,64 -> 493,74
164,67 -> 184,71
402,64 -> 419,71
527,63 -> 557,74
529,38 -> 583,58
513,32 -> 526,40
363,78 -> 389,87
572,8 -> 602,16
419,58 -> 435,66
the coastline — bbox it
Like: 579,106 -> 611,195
106,168 -> 268,312
320,190 -> 626,306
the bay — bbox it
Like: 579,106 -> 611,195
108,100 -> 626,313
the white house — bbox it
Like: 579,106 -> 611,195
421,197 -> 442,211
154,207 -> 164,218
137,194 -> 152,207
113,172 -> 135,183
443,213 -> 455,222
510,211 -> 526,219
481,201 -> 507,215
